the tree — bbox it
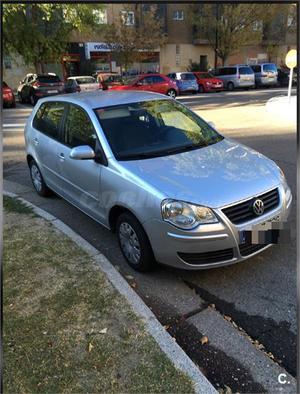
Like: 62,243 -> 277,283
190,4 -> 266,67
261,4 -> 297,63
3,4 -> 104,73
104,5 -> 166,73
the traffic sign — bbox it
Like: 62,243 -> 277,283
285,49 -> 297,69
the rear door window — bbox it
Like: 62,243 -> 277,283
33,102 -> 65,140
152,76 -> 166,84
227,67 -> 237,75
63,104 -> 98,150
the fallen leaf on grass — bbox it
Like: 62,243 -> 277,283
125,275 -> 134,280
99,328 -> 107,334
88,342 -> 94,352
200,335 -> 209,345
163,325 -> 170,330
130,282 -> 137,288
224,315 -> 232,322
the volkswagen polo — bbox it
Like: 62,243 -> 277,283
24,91 -> 292,272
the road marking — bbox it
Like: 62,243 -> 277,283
3,123 -> 25,127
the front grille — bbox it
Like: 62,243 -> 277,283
222,188 -> 279,225
239,243 -> 267,257
178,248 -> 234,265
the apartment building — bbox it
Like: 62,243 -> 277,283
3,3 -> 296,88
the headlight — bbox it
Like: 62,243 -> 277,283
279,167 -> 291,200
161,199 -> 218,229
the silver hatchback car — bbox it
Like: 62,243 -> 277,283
25,91 -> 292,272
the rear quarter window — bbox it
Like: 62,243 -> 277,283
33,102 -> 65,140
180,73 -> 196,80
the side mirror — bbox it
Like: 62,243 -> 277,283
208,121 -> 216,129
69,145 -> 95,160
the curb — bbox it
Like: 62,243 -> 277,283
4,190 -> 217,394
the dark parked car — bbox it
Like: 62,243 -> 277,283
17,73 -> 65,105
277,68 -> 297,87
2,81 -> 16,108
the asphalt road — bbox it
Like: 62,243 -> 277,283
3,88 -> 297,392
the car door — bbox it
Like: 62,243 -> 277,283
31,101 -> 66,192
135,76 -> 154,91
152,75 -> 169,94
57,103 -> 104,221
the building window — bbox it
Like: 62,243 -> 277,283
253,20 -> 263,31
287,15 -> 295,27
93,9 -> 107,24
173,10 -> 184,21
4,56 -> 12,69
121,11 -> 134,26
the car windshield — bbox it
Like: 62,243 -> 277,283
95,99 -> 223,161
76,77 -> 96,84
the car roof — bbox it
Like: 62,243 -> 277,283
38,90 -> 169,109
68,76 -> 95,80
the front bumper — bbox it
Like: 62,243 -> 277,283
143,185 -> 292,270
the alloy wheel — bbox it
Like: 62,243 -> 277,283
119,222 -> 141,264
30,163 -> 42,192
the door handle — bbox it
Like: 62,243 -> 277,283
59,153 -> 65,161
33,138 -> 39,146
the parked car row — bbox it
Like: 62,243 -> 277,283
3,63 -> 297,108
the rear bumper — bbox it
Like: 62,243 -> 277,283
143,185 -> 292,270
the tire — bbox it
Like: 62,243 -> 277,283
29,93 -> 37,106
227,82 -> 234,91
166,89 -> 177,99
29,159 -> 52,197
116,212 -> 156,272
198,85 -> 204,93
18,92 -> 25,104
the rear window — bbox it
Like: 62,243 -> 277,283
33,102 -> 65,140
263,64 -> 277,73
239,67 -> 253,75
76,77 -> 96,84
180,73 -> 196,81
36,75 -> 61,84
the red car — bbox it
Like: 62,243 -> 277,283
110,73 -> 179,98
3,81 -> 16,108
193,72 -> 224,93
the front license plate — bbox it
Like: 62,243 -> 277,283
48,90 -> 58,94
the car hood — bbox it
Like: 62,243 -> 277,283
120,138 -> 281,208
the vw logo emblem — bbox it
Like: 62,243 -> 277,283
252,199 -> 264,216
